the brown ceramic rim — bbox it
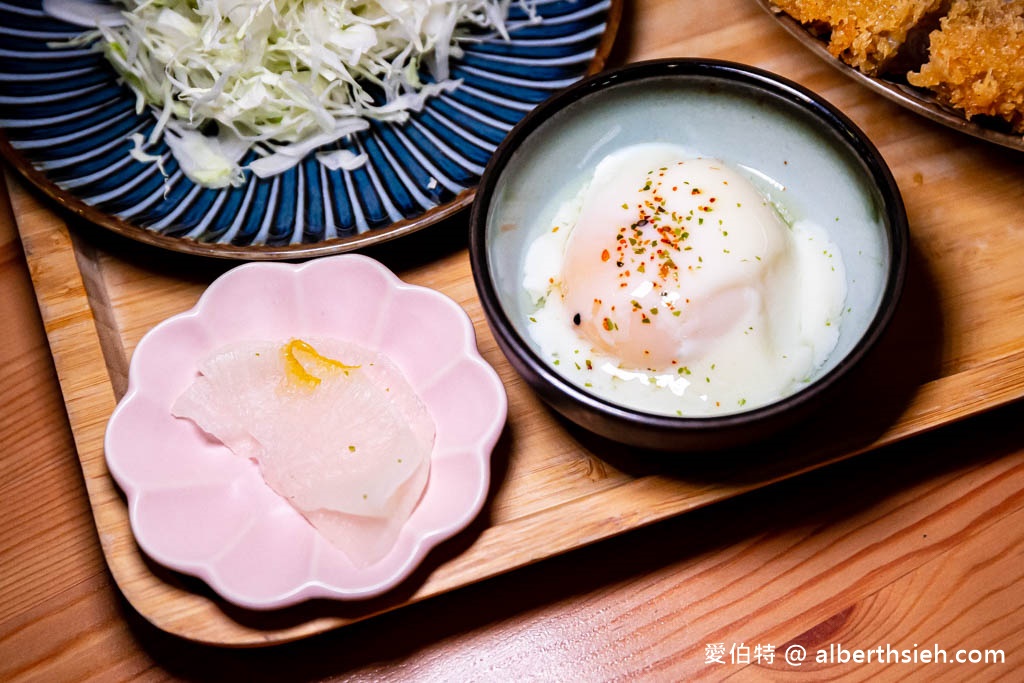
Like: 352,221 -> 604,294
755,0 -> 1024,153
0,0 -> 624,261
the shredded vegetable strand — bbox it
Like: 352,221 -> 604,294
93,0 -> 521,187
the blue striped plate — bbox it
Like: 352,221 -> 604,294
0,0 -> 621,259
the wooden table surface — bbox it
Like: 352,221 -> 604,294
3,0 -> 1024,679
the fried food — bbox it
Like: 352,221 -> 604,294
771,0 -> 948,75
907,0 -> 1024,132
772,0 -> 1024,135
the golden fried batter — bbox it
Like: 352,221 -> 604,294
907,0 -> 1024,132
772,0 -> 948,75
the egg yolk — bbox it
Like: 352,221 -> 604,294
558,153 -> 790,370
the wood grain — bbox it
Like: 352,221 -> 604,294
9,0 -> 1024,647
1,0 -> 1023,674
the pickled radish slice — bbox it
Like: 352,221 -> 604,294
173,338 -> 435,567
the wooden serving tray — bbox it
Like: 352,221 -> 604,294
7,0 -> 1024,648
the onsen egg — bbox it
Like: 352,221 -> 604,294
522,143 -> 847,417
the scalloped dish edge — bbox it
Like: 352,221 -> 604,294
104,254 -> 508,609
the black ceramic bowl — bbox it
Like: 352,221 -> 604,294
469,59 -> 908,451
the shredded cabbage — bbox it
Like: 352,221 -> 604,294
89,0 -> 525,188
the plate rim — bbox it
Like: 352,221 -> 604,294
0,0 -> 624,261
103,253 -> 509,608
754,0 -> 1024,154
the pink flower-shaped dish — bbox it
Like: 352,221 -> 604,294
105,254 -> 507,610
